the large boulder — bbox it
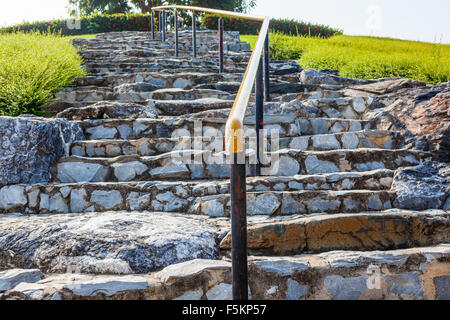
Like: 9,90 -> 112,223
0,212 -> 218,274
362,81 -> 450,160
392,161 -> 450,210
299,69 -> 371,86
0,116 -> 84,185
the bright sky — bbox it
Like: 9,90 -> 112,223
0,0 -> 449,43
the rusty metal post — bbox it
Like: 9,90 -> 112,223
175,10 -> 179,57
264,33 -> 271,101
162,11 -> 166,42
192,11 -> 197,57
255,57 -> 264,176
158,11 -> 162,40
230,152 -> 248,300
219,18 -> 224,73
151,11 -> 155,40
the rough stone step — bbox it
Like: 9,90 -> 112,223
53,148 -> 427,183
71,115 -> 375,139
2,244 -> 449,300
219,210 -> 450,256
70,130 -> 401,158
0,169 -> 395,214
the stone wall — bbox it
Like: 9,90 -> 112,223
0,116 -> 84,186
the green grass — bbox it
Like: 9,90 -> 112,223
240,34 -> 450,84
0,32 -> 86,116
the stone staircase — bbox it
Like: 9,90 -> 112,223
0,30 -> 448,300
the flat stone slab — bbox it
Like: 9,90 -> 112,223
1,245 -> 448,300
0,212 -> 218,274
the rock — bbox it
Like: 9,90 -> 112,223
156,259 -> 231,283
275,156 -> 301,176
305,155 -> 339,174
365,83 -> 449,160
392,161 -> 450,210
57,162 -> 109,183
312,135 -> 341,150
253,258 -> 309,276
286,279 -> 309,300
300,69 -> 369,86
247,194 -> 280,215
386,272 -> 423,298
114,82 -> 162,93
90,190 -> 123,209
112,161 -> 148,181
324,275 -> 368,300
57,101 -> 160,120
271,61 -> 303,76
0,269 -> 43,292
206,283 -> 232,300
0,185 -> 27,210
0,212 -> 217,273
434,276 -> 450,300
0,116 -> 83,185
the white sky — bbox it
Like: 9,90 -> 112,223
0,0 -> 449,43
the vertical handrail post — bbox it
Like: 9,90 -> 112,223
151,11 -> 155,40
230,152 -> 248,301
219,18 -> 224,73
162,11 -> 166,42
255,57 -> 264,176
192,12 -> 197,58
264,33 -> 271,101
159,11 -> 162,41
175,10 -> 179,57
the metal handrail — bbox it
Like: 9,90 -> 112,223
151,5 -> 271,301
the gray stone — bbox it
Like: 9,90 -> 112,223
366,194 -> 383,210
127,192 -> 150,211
281,194 -> 306,215
117,125 -> 132,140
65,275 -> 149,297
0,116 -> 83,185
434,276 -> 450,300
112,161 -> 148,181
247,194 -> 280,215
57,162 -> 109,183
305,155 -> 339,174
312,135 -> 341,150
86,126 -> 117,139
174,290 -> 204,300
0,185 -> 27,210
202,199 -> 225,217
275,156 -> 301,176
393,161 -> 450,210
254,258 -> 309,276
324,275 -> 368,300
0,269 -> 43,292
157,259 -> 231,283
386,272 -> 424,298
91,190 -> 123,209
352,97 -> 366,113
305,199 -> 341,213
310,118 -> 329,134
48,193 -> 69,213
289,137 -> 309,150
286,279 -> 309,300
150,160 -> 189,178
70,189 -> 88,212
0,212 -> 217,273
341,132 -> 360,149
206,283 -> 232,300
154,191 -> 188,211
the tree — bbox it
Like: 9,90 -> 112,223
68,0 -> 256,15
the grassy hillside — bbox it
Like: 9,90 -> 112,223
241,34 -> 450,84
0,32 -> 86,116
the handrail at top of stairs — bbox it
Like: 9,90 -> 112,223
151,5 -> 271,301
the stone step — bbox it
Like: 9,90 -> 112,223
73,116 -> 375,141
2,243 -> 449,300
70,130 -> 401,158
53,148 -> 427,183
0,169 -> 395,214
82,71 -> 242,89
219,210 -> 450,256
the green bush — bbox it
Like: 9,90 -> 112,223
202,15 -> 342,38
0,32 -> 86,116
241,33 -> 450,85
0,13 -> 157,36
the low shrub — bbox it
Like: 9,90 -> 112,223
0,32 -> 86,116
202,15 -> 342,38
0,13 -> 156,36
